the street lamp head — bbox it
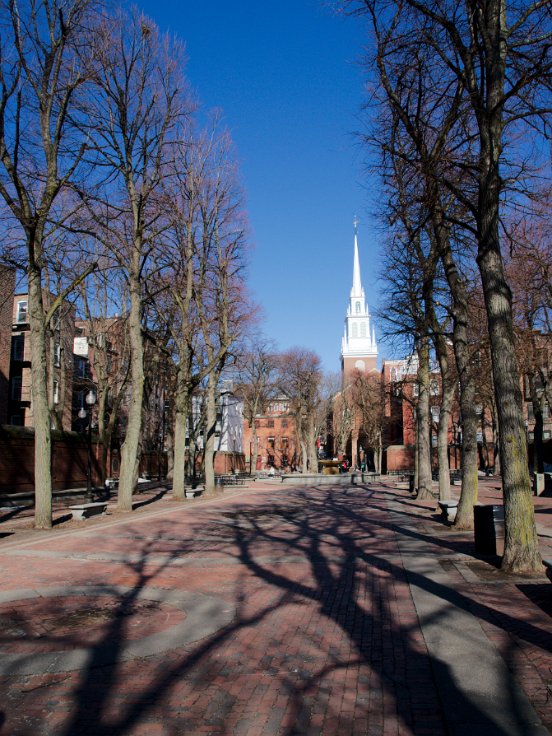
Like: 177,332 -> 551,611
85,389 -> 97,406
78,407 -> 87,420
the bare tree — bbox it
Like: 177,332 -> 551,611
348,0 -> 551,571
350,370 -> 385,472
84,8 -> 191,511
0,0 -> 99,527
234,336 -> 278,474
78,264 -> 130,482
278,348 -> 323,473
508,208 -> 552,473
331,387 -> 354,460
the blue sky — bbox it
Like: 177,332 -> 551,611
137,0 -> 384,373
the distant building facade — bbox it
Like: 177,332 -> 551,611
242,395 -> 297,472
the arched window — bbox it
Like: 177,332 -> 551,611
355,301 -> 361,313
360,323 -> 367,337
352,324 -> 358,338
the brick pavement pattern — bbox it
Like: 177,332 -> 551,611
0,479 -> 552,735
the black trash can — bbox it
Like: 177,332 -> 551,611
409,475 -> 415,493
473,504 -> 505,555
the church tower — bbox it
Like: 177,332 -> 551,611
341,220 -> 378,378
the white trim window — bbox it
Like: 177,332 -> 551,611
16,300 -> 28,323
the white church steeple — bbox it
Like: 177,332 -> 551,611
341,219 -> 378,376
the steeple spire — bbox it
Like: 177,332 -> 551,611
341,220 -> 378,376
351,216 -> 363,298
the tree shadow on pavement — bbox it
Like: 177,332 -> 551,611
1,485 -> 550,735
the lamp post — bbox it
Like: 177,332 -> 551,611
78,389 -> 96,503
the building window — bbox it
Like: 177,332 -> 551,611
76,357 -> 88,379
360,323 -> 367,337
355,301 -> 361,313
282,420 -> 288,428
53,380 -> 60,404
267,437 -> 275,449
267,419 -> 274,428
11,375 -> 22,401
412,383 -> 419,397
430,380 -> 439,396
281,437 -> 288,449
11,334 -> 24,361
54,342 -> 61,368
16,300 -> 28,323
352,324 -> 358,338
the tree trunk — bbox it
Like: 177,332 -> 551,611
416,337 -> 433,499
300,439 -> 308,473
439,241 -> 478,528
479,241 -> 539,572
455,392 -> 479,530
29,265 -> 53,529
203,376 -> 217,495
434,331 -> 453,501
118,267 -> 144,511
172,395 -> 188,501
375,434 -> 382,474
470,0 -> 540,573
307,415 -> 318,472
251,427 -> 259,474
165,428 -> 174,482
437,399 -> 452,502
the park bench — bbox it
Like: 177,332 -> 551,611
437,500 -> 458,523
68,501 -> 108,521
185,489 -> 202,498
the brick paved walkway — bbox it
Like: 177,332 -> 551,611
1,479 -> 552,735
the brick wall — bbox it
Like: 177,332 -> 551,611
0,426 -> 99,494
385,444 -> 415,472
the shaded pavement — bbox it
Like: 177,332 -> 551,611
1,478 -> 552,735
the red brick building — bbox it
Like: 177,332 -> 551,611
8,291 -> 76,430
242,395 -> 298,472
